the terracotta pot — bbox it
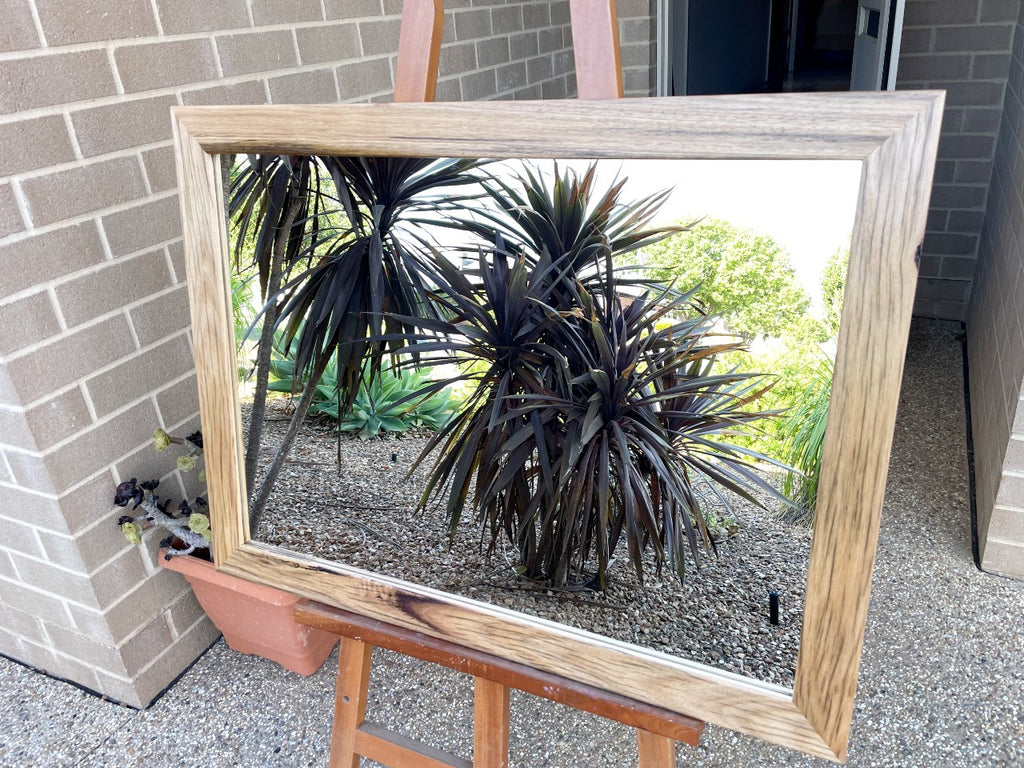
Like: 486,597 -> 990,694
161,550 -> 337,675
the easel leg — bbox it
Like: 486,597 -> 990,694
328,637 -> 373,768
473,677 -> 510,768
637,729 -> 676,768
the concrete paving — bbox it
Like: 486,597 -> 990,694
2,318 -> 1022,767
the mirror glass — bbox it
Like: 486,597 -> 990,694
226,154 -> 860,690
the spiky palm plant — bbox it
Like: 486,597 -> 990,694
245,156 -> 483,528
400,162 -> 782,588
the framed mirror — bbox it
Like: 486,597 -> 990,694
172,93 -> 942,761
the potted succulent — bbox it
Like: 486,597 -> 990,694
115,428 -> 337,675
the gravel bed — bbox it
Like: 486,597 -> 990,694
248,402 -> 810,688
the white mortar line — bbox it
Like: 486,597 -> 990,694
61,111 -> 84,161
105,44 -> 125,97
148,0 -> 164,36
46,285 -> 68,333
8,179 -> 33,231
25,0 -> 48,48
79,380 -> 99,423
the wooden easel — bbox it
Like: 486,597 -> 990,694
299,2 -> 705,765
296,601 -> 703,768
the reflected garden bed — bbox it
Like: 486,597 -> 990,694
249,399 -> 811,689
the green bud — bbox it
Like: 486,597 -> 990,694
121,522 -> 143,545
176,455 -> 197,472
153,428 -> 171,452
197,469 -> 206,484
189,513 -> 212,542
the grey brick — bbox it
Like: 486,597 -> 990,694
216,29 -> 297,76
55,247 -> 173,328
129,285 -> 190,347
0,0 -> 40,52
477,37 -> 510,67
616,0 -> 652,18
496,61 -> 528,92
934,25 -> 1014,53
898,28 -> 933,55
491,5 -> 523,34
0,404 -> 35,451
250,0 -> 322,26
0,116 -> 75,176
980,0 -> 1020,22
440,42 -> 478,76
180,80 -> 267,107
926,206 -> 950,229
35,0 -> 156,45
937,81 -> 1007,107
86,334 -> 192,418
37,397 -> 161,497
928,184 -> 988,208
3,314 -> 136,405
924,231 -> 980,254
0,291 -> 60,357
71,96 -> 177,159
526,55 -> 553,83
360,18 -> 402,55
336,58 -> 392,100
510,31 -> 539,60
295,22 -> 361,65
550,1 -> 571,25
538,26 -> 564,55
541,77 -> 567,99
157,0 -> 250,34
142,145 -> 177,194
915,276 -> 972,302
268,68 -> 339,104
60,470 -> 119,536
973,53 -> 1012,79
937,133 -> 996,159
903,0 -> 980,26
102,195 -> 181,258
461,69 -> 497,100
22,387 -> 93,452
325,0 -> 383,19
956,160 -> 995,182
154,372 -> 199,428
433,77 -> 462,102
0,51 -> 116,115
898,54 -> 971,81
115,39 -> 218,93
0,222 -> 105,302
20,157 -> 146,228
941,256 -> 979,279
949,209 -> 988,231
0,183 -> 24,237
454,9 -> 492,40
522,3 -> 550,29
963,107 -> 1004,132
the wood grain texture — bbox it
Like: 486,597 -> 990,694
170,114 -> 248,567
172,93 -> 942,160
474,678 -> 510,768
354,723 -> 471,768
794,96 -> 945,761
394,0 -> 443,103
569,0 -> 624,99
295,600 -> 704,745
329,637 -> 372,768
636,730 -> 676,768
171,92 -> 945,762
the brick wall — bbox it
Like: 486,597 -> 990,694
0,0 -> 576,707
617,0 -> 657,96
896,0 -> 1020,320
967,0 -> 1024,580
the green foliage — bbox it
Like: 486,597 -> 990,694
402,163 -> 784,589
821,244 -> 848,338
639,218 -> 811,339
779,355 -> 833,523
268,334 -> 455,439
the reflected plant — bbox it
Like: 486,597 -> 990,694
779,355 -> 833,524
400,163 -> 783,589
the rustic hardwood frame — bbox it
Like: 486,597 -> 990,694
172,92 -> 943,762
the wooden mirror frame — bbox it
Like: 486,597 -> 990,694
172,93 -> 942,762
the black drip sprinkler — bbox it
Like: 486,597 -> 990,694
391,451 -> 398,463
769,590 -> 780,626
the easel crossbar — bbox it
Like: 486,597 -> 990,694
295,600 -> 704,745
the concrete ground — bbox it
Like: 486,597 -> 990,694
2,318 -> 1022,767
